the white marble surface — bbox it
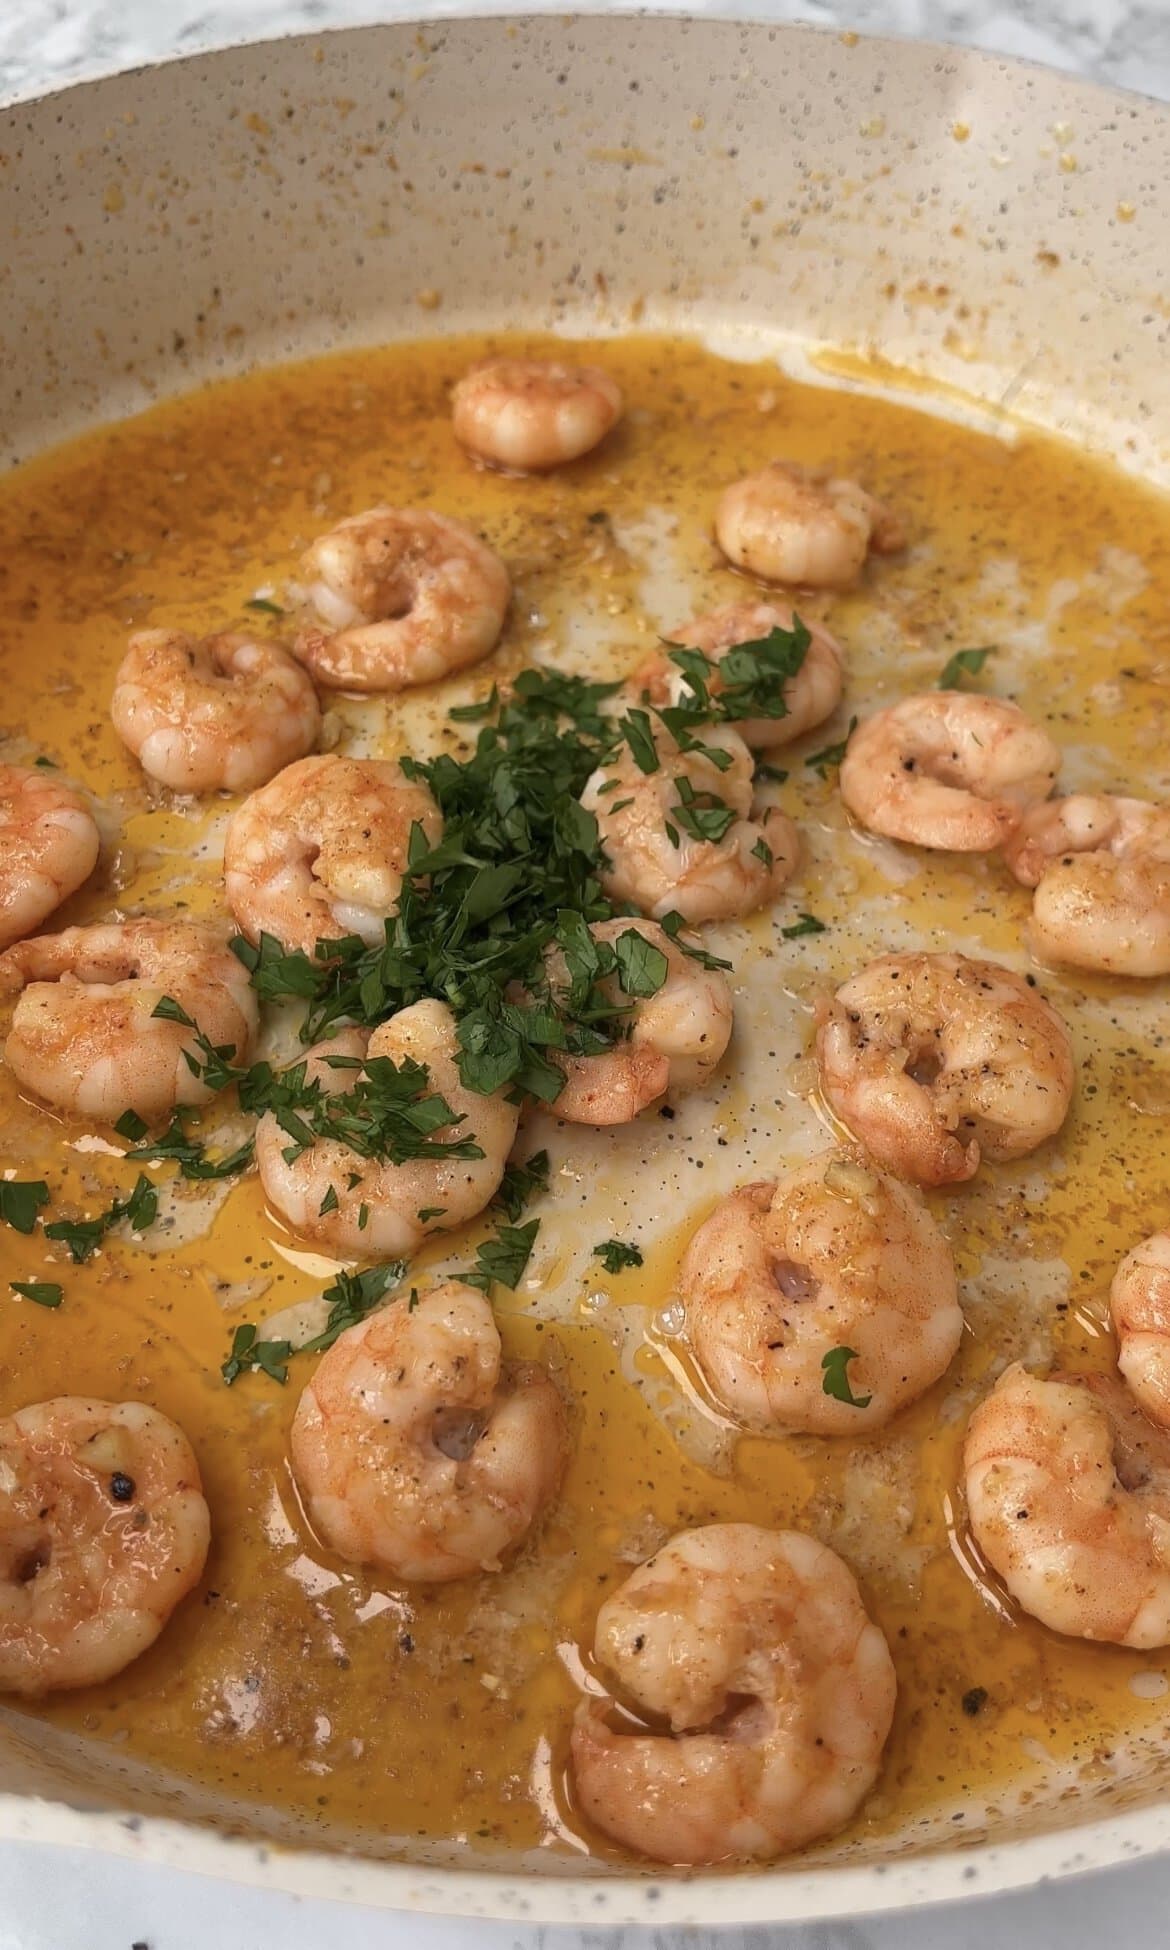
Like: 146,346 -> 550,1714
0,0 -> 1169,102
3,1 -> 1170,1946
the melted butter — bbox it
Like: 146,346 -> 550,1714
2,333 -> 1170,1866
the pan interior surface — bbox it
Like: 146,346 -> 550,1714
1,14 -> 1170,1926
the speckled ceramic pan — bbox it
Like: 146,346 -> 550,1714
1,13 -> 1169,1925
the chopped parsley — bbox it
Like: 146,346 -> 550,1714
301,1261 -> 408,1354
125,1116 -> 255,1181
492,1150 -> 550,1224
220,1261 -> 408,1384
781,911 -> 827,940
10,1280 -> 63,1309
805,718 -> 857,779
592,1239 -> 643,1274
821,1345 -> 872,1409
221,1323 -> 293,1385
0,1180 -> 49,1235
245,597 -> 284,616
463,1219 -> 540,1294
938,645 -> 995,690
43,1174 -> 158,1264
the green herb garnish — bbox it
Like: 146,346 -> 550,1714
10,1280 -> 63,1308
0,1180 -> 49,1235
781,911 -> 827,940
592,1239 -> 643,1274
821,1345 -> 872,1409
938,645 -> 995,690
805,718 -> 858,779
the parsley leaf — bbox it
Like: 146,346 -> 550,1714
114,1110 -> 149,1142
821,1345 -> 872,1409
221,1323 -> 292,1385
493,1151 -> 550,1224
781,911 -> 827,940
300,1261 -> 408,1355
614,929 -> 669,1000
592,1239 -> 643,1274
463,1219 -> 540,1293
659,911 -> 733,971
10,1280 -> 63,1308
43,1174 -> 158,1264
245,597 -> 284,616
938,645 -> 996,690
0,1180 -> 49,1235
805,717 -> 858,779
126,1116 -> 254,1181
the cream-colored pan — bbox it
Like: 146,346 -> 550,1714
1,14 -> 1168,1926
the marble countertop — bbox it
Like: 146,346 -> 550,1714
1,0 -> 1168,103
2,1 -> 1170,1947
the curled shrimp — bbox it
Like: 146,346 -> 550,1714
815,951 -> 1074,1187
545,918 -> 733,1125
223,752 -> 442,954
0,1396 -> 210,1695
580,724 -> 799,926
964,1364 -> 1170,1647
635,601 -> 844,751
110,629 -> 320,794
570,1523 -> 896,1864
714,463 -> 905,589
255,1000 -> 520,1259
1111,1233 -> 1170,1429
451,356 -> 622,473
290,1281 -> 566,1582
0,917 -> 258,1122
1003,793 -> 1170,977
292,506 -> 510,693
680,1154 -> 961,1434
0,764 -> 100,951
839,693 -> 1060,851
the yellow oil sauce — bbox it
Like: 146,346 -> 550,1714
2,332 -> 1170,1868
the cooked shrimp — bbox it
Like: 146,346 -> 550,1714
546,918 -> 733,1124
636,601 -> 844,751
451,357 -> 622,473
581,723 -> 799,926
255,1000 -> 519,1259
0,1397 -> 210,1695
964,1365 -> 1170,1646
0,917 -> 258,1122
1111,1233 -> 1170,1429
839,694 -> 1060,851
1004,794 -> 1170,976
681,1155 -> 961,1434
292,507 -> 510,693
816,952 -> 1074,1187
0,764 -> 100,951
223,752 -> 442,954
714,463 -> 904,588
290,1281 -> 566,1582
570,1523 -> 896,1864
110,629 -> 320,794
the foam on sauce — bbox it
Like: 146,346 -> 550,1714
2,333 -> 1170,1866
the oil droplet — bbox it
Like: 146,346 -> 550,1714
951,122 -> 971,143
655,1298 -> 686,1336
1117,201 -> 1136,223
